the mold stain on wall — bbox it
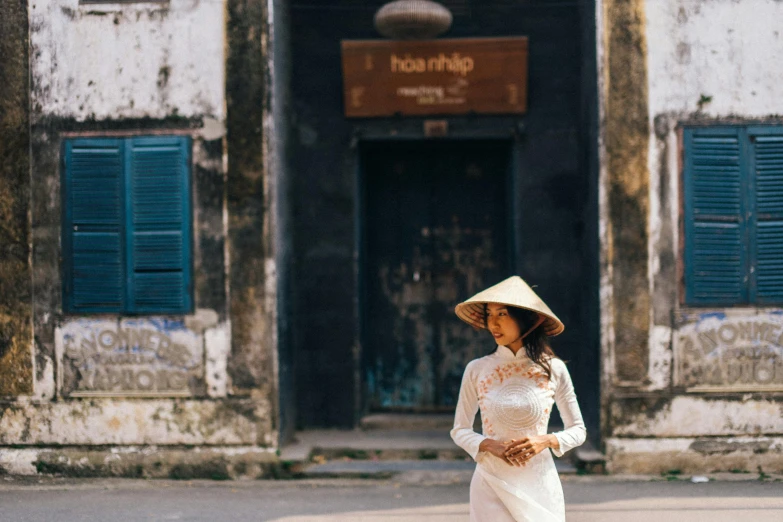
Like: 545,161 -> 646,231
603,0 -> 651,384
225,0 -> 277,403
0,0 -> 34,396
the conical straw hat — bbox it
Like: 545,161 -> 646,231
454,276 -> 564,336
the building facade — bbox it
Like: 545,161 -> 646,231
600,0 -> 783,473
0,0 -> 780,476
0,0 -> 288,477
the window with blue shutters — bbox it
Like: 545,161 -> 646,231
684,126 -> 783,305
63,136 -> 192,314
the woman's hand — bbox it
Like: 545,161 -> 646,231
478,439 -> 516,465
503,434 -> 558,466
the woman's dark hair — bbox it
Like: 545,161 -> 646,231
485,304 -> 557,380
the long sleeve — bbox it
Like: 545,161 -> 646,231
550,359 -> 586,457
450,361 -> 487,460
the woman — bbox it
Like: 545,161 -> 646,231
451,275 -> 586,522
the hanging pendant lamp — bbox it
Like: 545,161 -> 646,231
374,0 -> 453,40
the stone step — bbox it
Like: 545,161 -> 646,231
574,441 -> 607,475
279,429 -> 459,463
360,413 -> 456,431
310,447 -> 466,462
359,413 -> 564,434
301,459 -> 577,482
304,459 -> 475,480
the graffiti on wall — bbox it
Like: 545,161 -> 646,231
59,318 -> 202,397
675,312 -> 783,391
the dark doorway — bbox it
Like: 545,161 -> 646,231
289,0 -> 600,435
361,140 -> 512,412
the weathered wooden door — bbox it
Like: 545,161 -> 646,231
362,140 -> 511,411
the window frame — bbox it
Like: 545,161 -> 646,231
61,134 -> 194,316
681,124 -> 783,307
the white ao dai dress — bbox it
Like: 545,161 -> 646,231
450,345 -> 587,522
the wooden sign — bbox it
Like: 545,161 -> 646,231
341,37 -> 528,118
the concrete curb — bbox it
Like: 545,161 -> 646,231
0,446 -> 280,480
0,472 -> 780,492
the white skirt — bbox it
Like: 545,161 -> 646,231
469,451 -> 565,522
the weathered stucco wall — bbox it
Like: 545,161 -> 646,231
0,398 -> 269,446
598,0 -> 652,456
29,0 -> 225,121
25,0 -> 235,406
0,0 -> 34,397
647,0 -> 783,117
28,122 -> 233,407
644,0 -> 783,395
55,315 -> 229,398
600,0 -> 783,472
225,0 -> 280,419
0,445 -> 277,479
599,0 -> 651,393
0,0 -> 279,460
606,436 -> 783,474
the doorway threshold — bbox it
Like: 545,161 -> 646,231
360,413 -> 455,431
280,427 -> 460,464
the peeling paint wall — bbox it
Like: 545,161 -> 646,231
606,436 -> 783,474
611,394 -> 783,437
55,316 -> 222,398
647,0 -> 783,117
29,0 -> 225,121
600,0 -> 783,472
0,398 -> 268,446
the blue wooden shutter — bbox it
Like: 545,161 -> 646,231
750,128 -> 783,303
684,128 -> 748,304
126,136 -> 192,313
63,139 -> 125,312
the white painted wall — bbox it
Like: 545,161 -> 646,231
29,0 -> 225,121
647,0 -> 783,117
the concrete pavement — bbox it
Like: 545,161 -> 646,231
0,475 -> 780,522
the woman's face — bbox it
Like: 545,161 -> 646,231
485,303 -> 523,347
